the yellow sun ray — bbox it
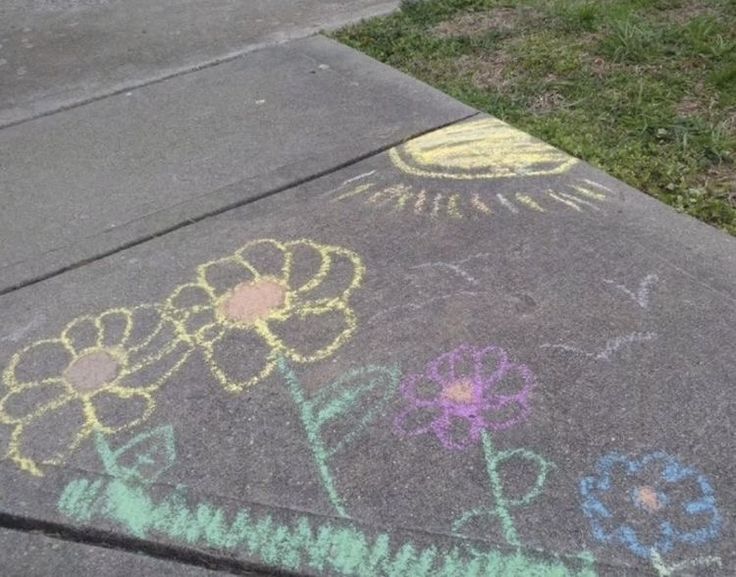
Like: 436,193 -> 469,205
515,194 -> 546,212
547,191 -> 582,211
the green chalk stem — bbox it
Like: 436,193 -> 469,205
58,476 -> 598,577
276,355 -> 349,517
452,432 -> 555,546
482,431 -> 521,546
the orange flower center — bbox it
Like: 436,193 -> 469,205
444,379 -> 475,404
636,486 -> 662,513
64,350 -> 119,392
219,279 -> 287,325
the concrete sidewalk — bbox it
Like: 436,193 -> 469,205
1,3 -> 734,577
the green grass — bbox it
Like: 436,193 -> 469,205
333,0 -> 736,234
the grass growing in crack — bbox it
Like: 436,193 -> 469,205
333,0 -> 736,235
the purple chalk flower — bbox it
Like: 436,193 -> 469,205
394,344 -> 536,450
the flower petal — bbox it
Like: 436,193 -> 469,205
125,309 -> 190,366
260,300 -> 356,364
163,283 -> 215,324
0,379 -> 72,424
8,397 -> 88,475
288,242 -> 364,304
201,325 -> 276,393
395,405 -> 441,437
433,413 -> 479,451
197,255 -> 257,297
479,397 -> 530,431
236,239 -> 291,282
400,373 -> 443,405
87,388 -> 155,434
3,339 -> 73,387
118,339 -> 192,392
61,316 -> 103,355
485,363 -> 536,403
474,345 -> 510,387
427,343 -> 476,385
95,309 -> 134,349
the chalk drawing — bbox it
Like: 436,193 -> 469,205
331,119 -> 611,219
1,238 -> 364,476
163,239 -> 365,393
58,426 -> 598,577
365,291 -> 487,326
389,118 -> 578,180
0,305 -> 191,477
603,274 -> 659,309
275,358 -> 399,517
327,170 -> 377,197
541,332 -> 657,362
395,344 -> 550,546
395,344 -> 536,450
452,432 -> 555,547
409,260 -> 481,286
332,181 -> 608,220
580,451 -> 721,575
651,550 -> 722,577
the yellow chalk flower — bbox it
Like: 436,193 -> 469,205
164,239 -> 364,393
0,305 -> 191,476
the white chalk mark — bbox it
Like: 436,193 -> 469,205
603,274 -> 659,308
333,183 -> 375,201
496,193 -> 519,213
342,170 -> 376,186
409,252 -> 492,287
366,291 -> 486,325
326,170 -> 377,197
651,550 -> 721,576
1,316 -> 45,343
411,262 -> 479,286
541,332 -> 656,361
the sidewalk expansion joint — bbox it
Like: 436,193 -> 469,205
0,510 -> 293,577
0,111 -> 479,298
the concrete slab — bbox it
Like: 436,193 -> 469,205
0,35 -> 474,292
0,0 -> 398,126
0,116 -> 734,577
0,528 -> 223,576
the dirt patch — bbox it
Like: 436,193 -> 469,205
528,90 -> 567,114
664,1 -> 718,25
432,8 -> 525,38
450,52 -> 513,91
723,108 -> 736,133
698,162 -> 736,204
676,95 -> 706,118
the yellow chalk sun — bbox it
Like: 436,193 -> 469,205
332,118 -> 611,219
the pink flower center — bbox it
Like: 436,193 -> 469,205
636,486 -> 662,513
443,379 -> 475,404
64,350 -> 119,392
219,279 -> 287,325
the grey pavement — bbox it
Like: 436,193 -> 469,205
0,0 -> 398,127
0,528 -> 224,577
0,36 -> 473,292
1,2 -> 735,577
0,114 -> 734,576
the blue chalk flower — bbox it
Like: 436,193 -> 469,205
580,451 -> 721,559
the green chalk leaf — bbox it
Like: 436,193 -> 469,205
96,425 -> 176,484
311,365 -> 400,457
